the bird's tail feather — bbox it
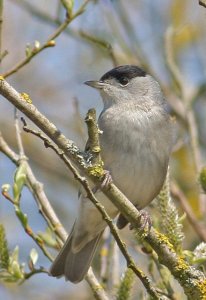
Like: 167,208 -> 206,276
50,226 -> 103,283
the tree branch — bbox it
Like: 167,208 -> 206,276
199,0 -> 206,8
2,0 -> 91,78
0,131 -> 67,243
0,132 -> 109,300
20,118 -> 160,299
0,78 -> 206,299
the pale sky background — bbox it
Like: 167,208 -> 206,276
0,1 -> 205,299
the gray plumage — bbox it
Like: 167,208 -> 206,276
50,65 -> 174,283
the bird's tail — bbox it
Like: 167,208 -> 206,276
50,226 -> 103,283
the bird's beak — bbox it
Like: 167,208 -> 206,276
84,80 -> 105,89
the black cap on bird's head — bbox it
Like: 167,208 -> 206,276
100,65 -> 146,82
84,65 -> 147,89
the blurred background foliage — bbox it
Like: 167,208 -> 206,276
0,0 -> 206,299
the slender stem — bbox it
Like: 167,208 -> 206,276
24,268 -> 49,280
12,0 -> 118,67
0,132 -> 109,300
171,181 -> 206,242
165,27 -> 185,99
14,108 -> 25,157
2,0 -> 91,78
186,110 -> 202,174
24,225 -> 54,261
0,131 -> 67,242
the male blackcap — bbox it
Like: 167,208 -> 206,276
50,65 -> 174,283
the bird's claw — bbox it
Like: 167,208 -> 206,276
130,210 -> 152,234
101,170 -> 113,189
92,170 -> 112,194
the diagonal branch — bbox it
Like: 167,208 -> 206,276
0,131 -> 109,300
20,119 -> 160,299
199,0 -> 206,8
2,0 -> 91,78
0,78 -> 206,299
0,131 -> 67,242
171,181 -> 206,242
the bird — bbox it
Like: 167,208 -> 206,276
50,65 -> 174,283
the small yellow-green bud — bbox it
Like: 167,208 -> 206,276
61,0 -> 74,17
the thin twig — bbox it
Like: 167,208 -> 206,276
79,31 -> 118,67
24,225 -> 54,261
0,132 -> 109,300
24,267 -> 49,280
13,111 -> 53,260
11,0 -> 119,68
0,131 -> 19,163
186,110 -> 202,174
165,27 -> 185,99
171,181 -> 206,242
1,187 -> 54,261
2,0 -> 91,78
0,131 -> 67,242
14,109 -> 25,157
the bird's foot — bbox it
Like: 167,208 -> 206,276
92,170 -> 112,194
130,210 -> 152,235
101,170 -> 113,189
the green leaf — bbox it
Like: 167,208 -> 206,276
13,162 -> 27,202
10,261 -> 24,279
61,0 -> 74,16
38,227 -> 57,248
15,207 -> 28,228
8,246 -> 24,280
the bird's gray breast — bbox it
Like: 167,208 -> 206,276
98,105 -> 172,208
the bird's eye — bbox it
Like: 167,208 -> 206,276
119,77 -> 129,86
